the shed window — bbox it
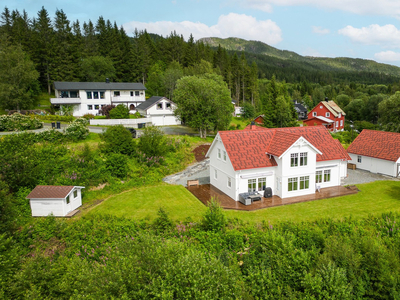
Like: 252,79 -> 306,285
357,156 -> 362,163
74,190 -> 78,198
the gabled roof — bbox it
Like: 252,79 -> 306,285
26,186 -> 84,199
304,116 -> 334,124
220,125 -> 350,171
54,81 -> 146,91
320,100 -> 346,117
293,102 -> 308,113
347,129 -> 400,162
136,96 -> 172,111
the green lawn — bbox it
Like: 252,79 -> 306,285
230,117 -> 250,130
87,184 -> 207,222
86,180 -> 400,224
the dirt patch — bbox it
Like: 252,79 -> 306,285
193,144 -> 211,162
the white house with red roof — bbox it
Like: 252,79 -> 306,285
304,99 -> 345,132
347,129 -> 400,177
206,125 -> 350,201
27,185 -> 85,217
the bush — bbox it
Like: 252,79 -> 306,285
241,102 -> 256,119
0,113 -> 43,131
100,125 -> 135,155
65,119 -> 89,141
202,197 -> 227,232
99,105 -> 115,119
153,207 -> 174,233
138,126 -> 167,157
82,114 -> 95,120
35,114 -> 74,122
105,153 -> 129,178
109,104 -> 130,119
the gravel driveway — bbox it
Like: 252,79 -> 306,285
342,169 -> 400,185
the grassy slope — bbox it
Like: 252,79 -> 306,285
87,180 -> 400,224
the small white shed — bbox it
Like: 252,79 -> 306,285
27,185 -> 85,217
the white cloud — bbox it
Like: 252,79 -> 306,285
338,24 -> 400,48
243,0 -> 400,17
375,51 -> 400,62
123,13 -> 282,45
312,26 -> 330,35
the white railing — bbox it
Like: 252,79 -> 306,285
50,98 -> 81,105
111,96 -> 146,103
89,118 -> 152,126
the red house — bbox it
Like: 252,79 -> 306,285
303,99 -> 345,132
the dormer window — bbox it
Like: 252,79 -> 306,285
166,102 -> 171,109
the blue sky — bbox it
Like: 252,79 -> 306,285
6,0 -> 400,66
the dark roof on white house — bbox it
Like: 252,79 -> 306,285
136,96 -> 172,111
26,186 -> 84,199
54,81 -> 146,91
293,102 -> 308,113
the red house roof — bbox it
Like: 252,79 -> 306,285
219,125 -> 350,171
347,129 -> 400,162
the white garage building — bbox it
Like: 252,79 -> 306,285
136,96 -> 181,126
347,129 -> 400,177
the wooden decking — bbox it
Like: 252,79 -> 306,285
187,184 -> 359,211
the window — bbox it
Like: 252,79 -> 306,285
135,91 -> 140,96
248,179 -> 256,192
336,121 -> 338,127
312,112 -> 317,117
130,91 -> 134,96
338,113 -> 341,118
340,120 -> 343,127
319,105 -> 323,109
66,196 -> 70,204
61,91 -> 69,98
316,171 -> 322,183
87,105 -> 93,110
100,91 -> 105,99
214,169 -> 217,179
357,156 -> 362,163
93,91 -> 99,99
166,102 -> 171,109
223,150 -> 227,161
157,103 -> 163,109
300,152 -> 308,166
86,91 -> 92,99
74,190 -> 78,198
291,153 -> 298,167
258,177 -> 266,191
324,170 -> 331,182
218,148 -> 221,159
288,177 -> 298,191
300,176 -> 309,190
94,104 -> 99,110
114,91 -> 120,97
326,112 -> 330,117
228,177 -> 232,188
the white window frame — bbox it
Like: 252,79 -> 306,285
288,177 -> 298,191
325,112 -> 330,117
312,112 -> 317,117
291,153 -> 298,167
258,177 -> 266,191
87,105 -> 93,110
227,177 -> 232,188
74,190 -> 78,198
248,179 -> 257,192
217,148 -> 221,159
316,171 -> 322,183
300,152 -> 308,166
223,150 -> 227,162
336,121 -> 338,127
357,156 -> 362,163
299,176 -> 309,190
340,120 -> 343,126
324,170 -> 331,182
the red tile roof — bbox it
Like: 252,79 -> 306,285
220,125 -> 349,171
347,129 -> 400,162
26,185 -> 75,199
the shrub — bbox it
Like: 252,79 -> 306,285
100,125 -> 135,155
0,113 -> 43,131
65,119 -> 89,141
109,104 -> 129,119
201,197 -> 227,232
35,114 -> 75,122
99,105 -> 115,119
153,207 -> 174,233
105,153 -> 129,178
82,114 -> 95,120
138,126 -> 167,157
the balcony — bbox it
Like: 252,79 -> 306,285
51,98 -> 81,105
111,95 -> 145,103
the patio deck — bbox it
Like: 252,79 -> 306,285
187,184 -> 359,211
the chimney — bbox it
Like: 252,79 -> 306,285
250,121 -> 255,130
325,97 -> 329,102
106,78 -> 110,83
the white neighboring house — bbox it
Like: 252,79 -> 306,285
347,129 -> 400,177
206,125 -> 350,201
136,96 -> 181,126
27,185 -> 85,217
50,81 -> 146,116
